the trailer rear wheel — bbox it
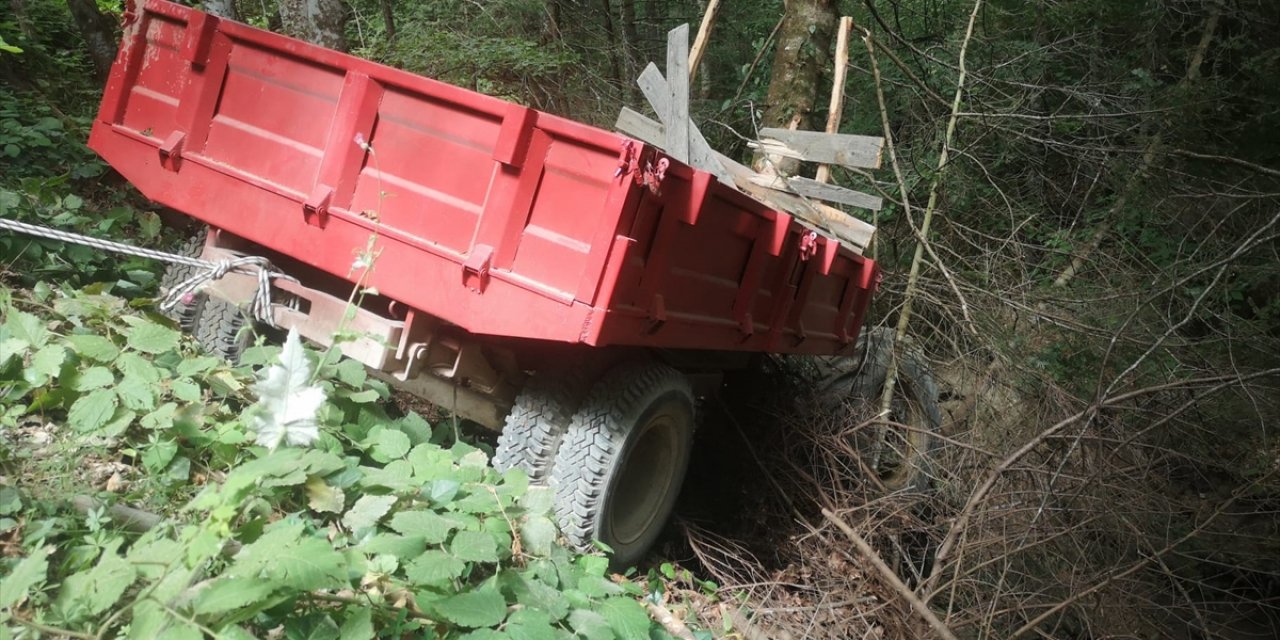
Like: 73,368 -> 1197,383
493,371 -> 587,484
551,362 -> 694,569
195,297 -> 252,363
158,228 -> 208,332
829,328 -> 941,493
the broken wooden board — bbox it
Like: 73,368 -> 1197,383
665,25 -> 690,163
634,66 -> 732,184
616,107 -> 876,251
755,127 -> 885,169
783,176 -> 883,211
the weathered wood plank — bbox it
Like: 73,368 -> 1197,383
632,70 -> 731,184
756,127 -> 884,169
665,25 -> 690,163
786,176 -> 883,211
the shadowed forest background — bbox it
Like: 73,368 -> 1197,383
2,0 -> 1279,638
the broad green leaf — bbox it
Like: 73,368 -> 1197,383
519,516 -> 558,557
334,357 -> 366,387
343,388 -> 380,403
359,533 -> 427,559
404,549 -> 466,585
359,459 -> 417,491
66,334 -> 120,362
142,439 -> 178,473
116,352 -> 162,382
283,612 -> 340,640
520,486 -> 554,515
0,337 -> 27,366
0,487 -> 20,515
126,319 -> 180,354
398,412 -> 433,445
600,598 -> 650,640
451,530 -> 500,564
28,344 -> 66,381
252,328 -> 325,449
228,521 -> 346,591
141,402 -> 178,430
4,309 -> 48,349
0,546 -> 50,609
342,494 -> 397,532
460,631 -> 507,640
175,355 -> 220,377
509,571 -> 570,621
388,509 -> 455,544
67,388 -> 118,432
306,476 -> 346,513
430,478 -> 462,504
338,608 -> 374,640
192,576 -> 277,615
568,609 -> 616,640
171,377 -> 202,402
433,586 -> 508,628
117,375 -> 158,411
55,548 -> 137,619
505,609 -> 558,640
370,428 -> 411,462
73,366 -> 115,391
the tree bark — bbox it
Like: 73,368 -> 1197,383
380,0 -> 395,41
203,0 -> 239,21
278,0 -> 349,52
753,0 -> 838,175
65,0 -> 118,82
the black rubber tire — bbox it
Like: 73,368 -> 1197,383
493,371 -> 589,484
158,228 -> 209,332
818,327 -> 942,494
194,296 -> 252,363
550,362 -> 694,569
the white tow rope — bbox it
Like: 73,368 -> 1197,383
0,216 -> 296,327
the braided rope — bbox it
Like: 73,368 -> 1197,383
0,216 -> 296,327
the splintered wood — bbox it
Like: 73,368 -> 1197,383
618,20 -> 882,255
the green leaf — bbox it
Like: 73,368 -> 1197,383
117,375 -> 158,411
359,533 -> 426,559
600,598 -> 650,640
404,550 -> 466,585
342,494 -> 397,532
66,334 -> 120,362
506,609 -> 558,640
116,352 -> 162,382
370,428 -> 411,462
389,509 -> 455,544
334,358 -> 367,387
0,337 -> 27,367
67,389 -> 118,432
4,309 -> 48,349
192,576 -> 277,615
228,521 -> 346,591
306,476 -> 346,514
142,439 -> 178,473
568,609 -> 616,640
0,546 -> 50,609
171,377 -> 202,402
28,344 -> 66,381
519,515 -> 557,557
339,607 -> 374,640
175,355 -> 220,377
126,319 -> 180,354
73,366 -> 115,391
283,612 -> 341,640
55,549 -> 137,619
451,530 -> 500,564
433,586 -> 508,628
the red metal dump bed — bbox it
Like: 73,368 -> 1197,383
90,0 -> 879,355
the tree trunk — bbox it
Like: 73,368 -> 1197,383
65,0 -> 118,82
278,0 -> 348,52
597,0 -> 624,89
380,0 -> 395,41
753,0 -> 838,175
11,0 -> 35,39
203,0 -> 238,21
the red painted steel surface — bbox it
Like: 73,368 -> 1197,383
90,0 -> 880,355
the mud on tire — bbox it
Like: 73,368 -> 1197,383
550,362 -> 694,569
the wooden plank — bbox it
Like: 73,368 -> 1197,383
755,127 -> 884,169
688,0 -> 722,84
633,69 -> 731,184
665,25 -> 691,163
786,176 -> 883,211
815,16 -> 853,184
716,149 -> 874,250
616,108 -> 873,249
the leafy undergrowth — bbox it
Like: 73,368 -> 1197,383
0,283 -> 708,639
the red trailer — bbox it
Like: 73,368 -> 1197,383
90,0 -> 892,566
